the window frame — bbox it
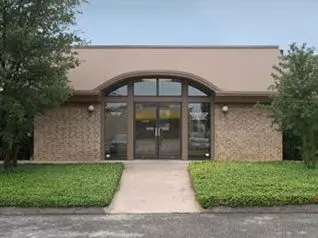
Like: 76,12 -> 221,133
104,77 -> 212,99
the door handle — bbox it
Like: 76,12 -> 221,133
154,128 -> 161,137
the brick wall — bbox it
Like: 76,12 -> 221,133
33,103 -> 101,161
33,102 -> 282,162
214,103 -> 282,161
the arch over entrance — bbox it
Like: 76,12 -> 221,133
102,72 -> 215,161
95,70 -> 221,93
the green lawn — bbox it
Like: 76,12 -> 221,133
189,161 -> 318,208
0,163 -> 123,207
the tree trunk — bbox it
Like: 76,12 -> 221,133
3,147 -> 12,170
11,145 -> 18,167
309,129 -> 316,168
302,130 -> 317,168
302,133 -> 311,168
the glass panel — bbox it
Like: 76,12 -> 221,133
134,78 -> 157,96
107,85 -> 127,96
135,103 -> 157,158
188,103 -> 211,160
158,79 -> 182,96
105,103 -> 128,160
158,104 -> 181,158
188,85 -> 208,96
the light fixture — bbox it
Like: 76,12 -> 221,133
205,153 -> 210,157
87,105 -> 95,112
221,105 -> 229,113
0,87 -> 3,92
106,154 -> 111,158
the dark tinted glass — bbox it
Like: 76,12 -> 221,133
188,103 -> 210,160
105,103 -> 128,159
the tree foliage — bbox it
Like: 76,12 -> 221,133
267,43 -> 318,168
0,0 -> 86,170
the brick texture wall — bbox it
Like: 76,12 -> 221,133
33,103 -> 101,161
214,103 -> 282,161
33,102 -> 282,162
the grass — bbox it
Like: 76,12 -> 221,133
189,161 -> 318,208
0,163 -> 123,207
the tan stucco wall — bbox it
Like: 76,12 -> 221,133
33,103 -> 101,161
214,103 -> 282,161
69,46 -> 281,92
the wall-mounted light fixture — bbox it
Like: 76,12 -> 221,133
0,87 -> 3,92
221,105 -> 229,113
87,105 -> 95,113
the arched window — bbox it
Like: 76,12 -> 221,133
188,85 -> 208,96
105,84 -> 128,96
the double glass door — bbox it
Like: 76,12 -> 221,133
134,103 -> 181,159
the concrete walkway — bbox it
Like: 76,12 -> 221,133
108,160 -> 202,213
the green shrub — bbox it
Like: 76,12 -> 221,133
0,163 -> 123,207
189,161 -> 318,208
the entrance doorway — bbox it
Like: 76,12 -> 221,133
104,75 -> 213,160
134,103 -> 181,159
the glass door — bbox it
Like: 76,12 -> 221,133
158,104 -> 181,159
135,103 -> 157,159
134,103 -> 181,159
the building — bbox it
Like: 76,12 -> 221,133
33,45 -> 282,161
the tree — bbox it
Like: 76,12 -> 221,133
0,0 -> 86,170
267,43 -> 318,168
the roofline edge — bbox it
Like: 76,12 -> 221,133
72,45 -> 280,50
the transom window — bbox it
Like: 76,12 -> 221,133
105,77 -> 210,97
107,85 -> 127,96
188,85 -> 208,96
158,78 -> 182,96
134,78 -> 157,96
134,78 -> 182,96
